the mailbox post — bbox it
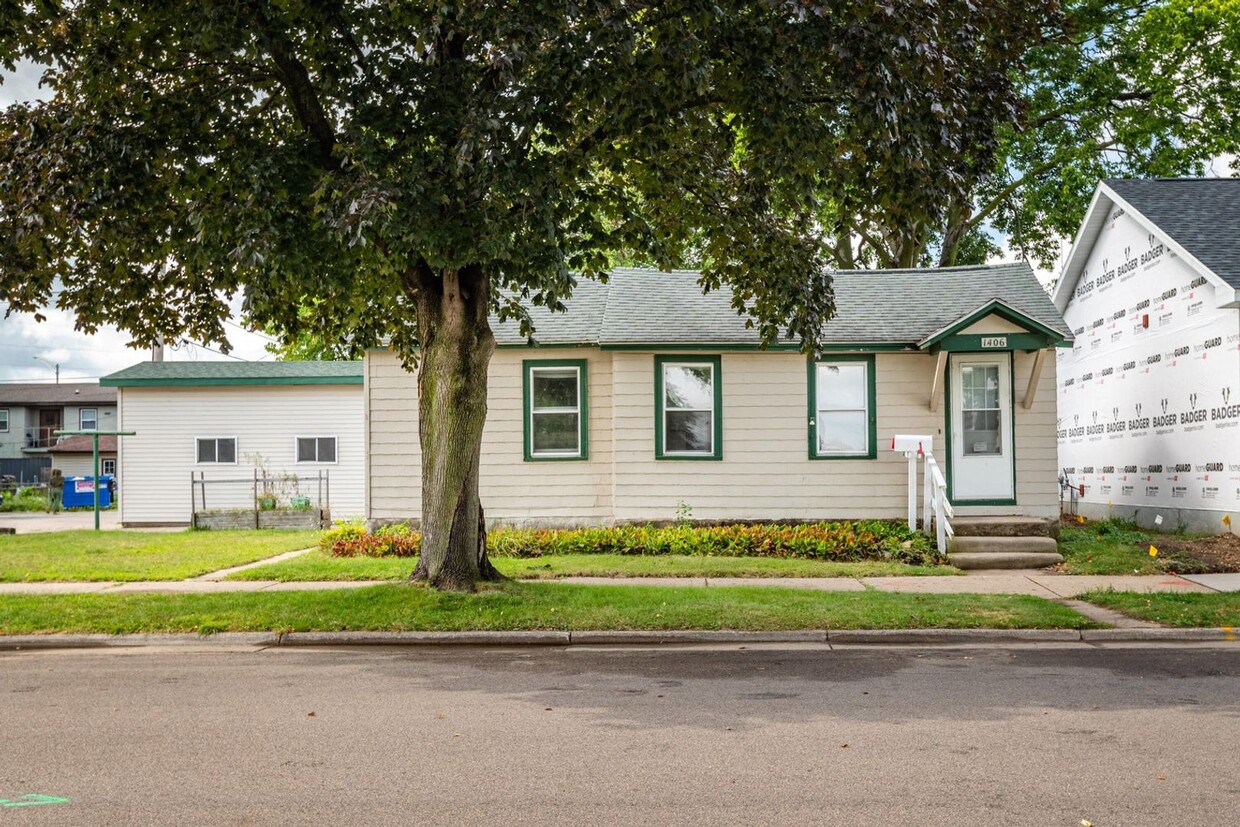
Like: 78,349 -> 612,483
891,435 -> 933,532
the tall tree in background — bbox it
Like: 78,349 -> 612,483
1,1 -> 1053,589
828,0 -> 1240,270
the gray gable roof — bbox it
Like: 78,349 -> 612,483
0,382 -> 117,406
495,263 -> 1070,348
101,361 -> 362,387
1104,178 -> 1240,289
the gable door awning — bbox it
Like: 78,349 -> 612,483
920,299 -> 1072,412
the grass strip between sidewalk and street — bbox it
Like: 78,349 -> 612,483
0,530 -> 319,582
1081,591 -> 1240,628
0,582 -> 1096,635
224,550 -> 957,582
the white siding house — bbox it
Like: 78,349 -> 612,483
101,362 -> 364,526
367,266 -> 1071,530
1053,178 -> 1240,534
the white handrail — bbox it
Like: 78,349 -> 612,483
923,454 -> 953,555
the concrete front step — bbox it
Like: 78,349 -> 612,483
947,551 -> 1064,570
948,535 -> 1060,555
946,535 -> 1063,570
950,516 -> 1059,539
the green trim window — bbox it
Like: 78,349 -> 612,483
808,356 -> 877,459
523,360 -> 589,460
655,355 -> 723,460
196,437 -> 237,464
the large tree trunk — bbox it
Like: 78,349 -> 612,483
409,263 -> 503,591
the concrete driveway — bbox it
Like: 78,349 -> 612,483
0,509 -> 121,533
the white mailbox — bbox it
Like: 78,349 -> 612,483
891,434 -> 933,455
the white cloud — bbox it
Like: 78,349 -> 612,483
0,298 -> 277,383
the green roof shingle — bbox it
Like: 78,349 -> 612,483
100,361 -> 363,388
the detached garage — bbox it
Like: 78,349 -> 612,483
100,361 -> 364,527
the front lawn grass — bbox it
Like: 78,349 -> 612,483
0,530 -> 319,582
225,549 -> 957,581
1082,591 -> 1240,628
1058,520 -> 1164,575
0,582 -> 1094,634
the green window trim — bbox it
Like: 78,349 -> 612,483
522,359 -> 589,461
807,355 -> 877,460
654,355 -> 723,460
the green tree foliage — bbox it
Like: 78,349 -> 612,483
0,1 -> 1053,588
978,0 -> 1240,267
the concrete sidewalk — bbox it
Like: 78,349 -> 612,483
1,571 -> 1237,596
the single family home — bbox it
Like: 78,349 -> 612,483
365,264 -> 1072,561
1053,178 -> 1240,534
100,361 -> 365,527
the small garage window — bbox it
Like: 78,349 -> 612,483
296,436 -> 338,463
196,437 -> 237,464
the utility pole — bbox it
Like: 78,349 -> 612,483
33,356 -> 59,384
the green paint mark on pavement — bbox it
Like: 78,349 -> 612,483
0,794 -> 70,807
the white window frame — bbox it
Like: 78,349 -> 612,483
657,357 -> 721,459
195,437 -> 239,464
102,459 -> 116,476
811,358 -> 874,459
79,408 -> 98,431
0,408 -> 8,433
295,436 -> 339,464
526,363 -> 587,459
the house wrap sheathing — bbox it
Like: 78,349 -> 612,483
1054,179 -> 1240,534
367,265 -> 1072,527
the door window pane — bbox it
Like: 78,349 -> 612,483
961,363 -> 1001,456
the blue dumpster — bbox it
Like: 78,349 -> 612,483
63,476 -> 112,509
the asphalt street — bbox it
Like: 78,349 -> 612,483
2,643 -> 1238,825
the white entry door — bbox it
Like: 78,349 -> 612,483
949,354 -> 1014,502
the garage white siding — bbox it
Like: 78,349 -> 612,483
118,385 -> 364,525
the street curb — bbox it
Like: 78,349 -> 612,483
570,630 -> 828,645
0,632 -> 281,650
828,628 -> 1084,644
280,630 -> 573,646
1080,627 -> 1236,642
1,627 -> 1237,650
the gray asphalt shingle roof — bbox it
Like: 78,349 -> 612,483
100,361 -> 363,387
0,383 -> 117,406
494,263 -> 1070,347
1105,178 -> 1240,289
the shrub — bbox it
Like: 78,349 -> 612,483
0,487 -> 49,513
323,520 -> 938,565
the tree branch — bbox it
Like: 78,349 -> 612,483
244,1 -> 340,171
